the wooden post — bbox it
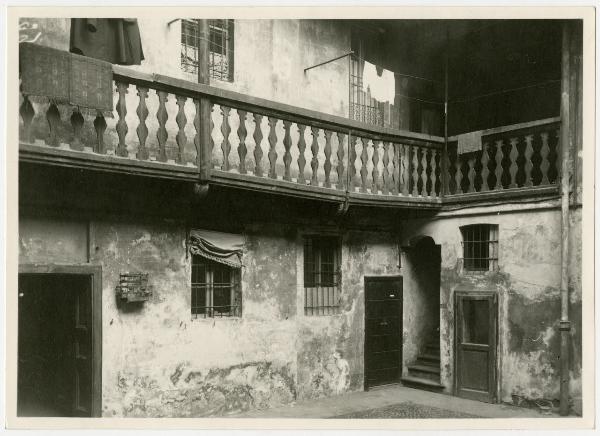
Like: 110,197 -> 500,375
558,21 -> 572,417
442,26 -> 450,196
197,19 -> 212,185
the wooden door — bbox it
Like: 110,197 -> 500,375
72,276 -> 93,416
364,276 -> 403,389
455,292 -> 498,403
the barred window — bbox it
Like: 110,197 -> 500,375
191,256 -> 241,317
181,19 -> 234,82
460,224 -> 499,272
304,236 -> 341,315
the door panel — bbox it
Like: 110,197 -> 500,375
73,280 -> 93,416
364,277 -> 402,389
455,292 -> 497,403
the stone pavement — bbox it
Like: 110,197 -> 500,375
234,384 -> 555,419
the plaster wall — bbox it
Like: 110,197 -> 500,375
18,217 -> 400,417
401,205 -> 582,405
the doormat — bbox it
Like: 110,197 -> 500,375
331,401 -> 481,419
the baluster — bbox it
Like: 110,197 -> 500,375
69,110 -> 84,151
283,120 -> 293,182
430,149 -> 437,197
20,95 -> 35,143
382,142 -> 390,195
348,134 -> 356,191
93,113 -> 107,154
411,146 -> 420,196
421,146 -> 428,196
508,137 -> 519,188
115,82 -> 129,157
323,130 -> 332,188
480,142 -> 490,192
523,134 -> 534,187
220,106 -> 231,171
401,144 -> 410,196
253,113 -> 264,177
136,86 -> 149,160
392,143 -> 400,195
175,95 -> 187,164
360,138 -> 368,193
442,146 -> 451,195
156,90 -> 168,162
267,117 -> 278,179
194,99 -> 200,167
493,139 -> 504,190
45,103 -> 61,147
540,132 -> 550,185
237,110 -> 248,174
336,132 -> 346,190
454,151 -> 463,193
310,127 -> 320,186
466,153 -> 476,193
371,140 -> 380,194
297,124 -> 307,184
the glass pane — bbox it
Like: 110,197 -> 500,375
462,299 -> 489,344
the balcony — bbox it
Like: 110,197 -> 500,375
18,49 -> 561,210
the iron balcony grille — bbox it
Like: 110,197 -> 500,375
191,256 -> 241,318
461,224 -> 499,272
181,19 -> 234,82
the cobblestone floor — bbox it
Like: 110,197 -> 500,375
332,401 -> 481,419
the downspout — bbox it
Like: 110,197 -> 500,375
558,21 -> 572,417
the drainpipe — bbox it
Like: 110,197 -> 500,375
558,21 -> 572,417
195,19 -> 211,197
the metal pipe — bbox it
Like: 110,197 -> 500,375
304,51 -> 354,73
558,21 -> 572,417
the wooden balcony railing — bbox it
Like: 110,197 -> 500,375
18,57 -> 561,208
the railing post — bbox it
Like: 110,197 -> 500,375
197,19 -> 212,185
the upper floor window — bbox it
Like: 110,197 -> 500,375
181,19 -> 234,82
460,224 -> 499,272
304,236 -> 341,316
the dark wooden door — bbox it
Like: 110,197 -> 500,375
364,276 -> 403,389
455,292 -> 498,403
17,274 -> 94,417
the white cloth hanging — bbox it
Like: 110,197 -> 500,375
362,61 -> 396,103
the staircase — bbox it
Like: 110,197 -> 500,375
401,339 -> 444,391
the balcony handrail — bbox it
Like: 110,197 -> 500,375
112,65 -> 445,148
447,117 -> 561,142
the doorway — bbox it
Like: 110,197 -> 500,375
364,276 -> 403,389
17,266 -> 102,417
454,291 -> 498,403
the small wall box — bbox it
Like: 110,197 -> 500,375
116,273 -> 152,303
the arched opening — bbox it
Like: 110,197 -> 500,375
401,235 -> 443,390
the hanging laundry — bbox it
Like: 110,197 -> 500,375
362,61 -> 396,103
457,130 -> 483,155
70,18 -> 144,66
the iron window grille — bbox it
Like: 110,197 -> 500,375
191,256 -> 241,318
349,54 -> 384,127
460,224 -> 499,272
304,236 -> 341,316
181,19 -> 234,82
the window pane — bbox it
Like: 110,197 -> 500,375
462,299 -> 490,344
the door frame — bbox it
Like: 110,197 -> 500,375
18,263 -> 102,417
363,275 -> 403,391
453,290 -> 498,403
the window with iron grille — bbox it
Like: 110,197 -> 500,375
349,54 -> 384,127
460,224 -> 499,272
191,256 -> 241,317
304,236 -> 341,315
181,19 -> 234,82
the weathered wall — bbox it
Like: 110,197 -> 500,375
19,216 -> 400,416
19,18 -> 350,118
401,204 -> 582,405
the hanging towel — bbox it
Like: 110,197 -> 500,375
363,61 -> 396,103
457,130 -> 483,155
20,42 -> 113,116
70,18 -> 144,66
189,229 -> 244,268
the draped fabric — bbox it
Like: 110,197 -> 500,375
19,42 -> 113,115
70,18 -> 144,66
189,230 -> 244,268
457,130 -> 483,155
